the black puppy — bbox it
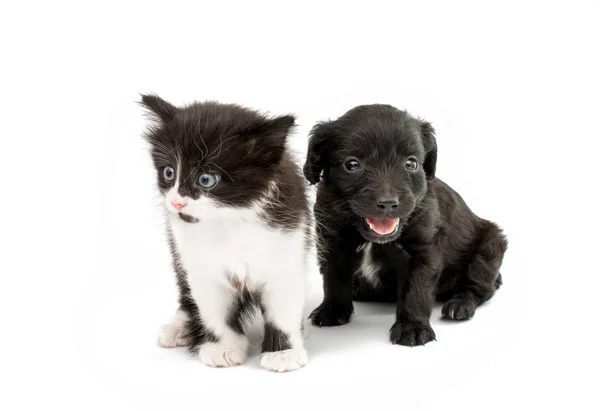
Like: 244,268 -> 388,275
304,105 -> 508,346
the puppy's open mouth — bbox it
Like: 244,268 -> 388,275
365,217 -> 400,236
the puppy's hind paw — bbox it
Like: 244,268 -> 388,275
260,348 -> 308,373
390,320 -> 436,346
442,298 -> 476,321
309,301 -> 353,327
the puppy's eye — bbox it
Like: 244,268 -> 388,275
345,159 -> 361,172
198,173 -> 219,189
405,157 -> 419,171
163,167 -> 175,181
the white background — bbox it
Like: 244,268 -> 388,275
1,1 -> 599,410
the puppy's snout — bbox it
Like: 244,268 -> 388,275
376,196 -> 399,213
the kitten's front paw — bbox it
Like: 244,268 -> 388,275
157,324 -> 190,348
309,300 -> 353,327
260,348 -> 308,373
198,342 -> 247,368
390,320 -> 436,346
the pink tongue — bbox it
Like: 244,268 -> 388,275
366,218 -> 399,235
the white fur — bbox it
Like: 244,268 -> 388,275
198,339 -> 248,368
260,348 -> 308,372
356,242 -> 380,287
162,174 -> 308,371
157,309 -> 190,348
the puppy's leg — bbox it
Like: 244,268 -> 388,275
157,308 -> 191,348
390,247 -> 440,346
442,221 -> 507,320
194,282 -> 250,368
309,236 -> 357,326
260,276 -> 307,372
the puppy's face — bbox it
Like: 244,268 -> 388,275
304,105 -> 437,243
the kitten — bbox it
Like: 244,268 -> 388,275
140,94 -> 311,372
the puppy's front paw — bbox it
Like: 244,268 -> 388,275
260,348 -> 308,373
442,298 -> 476,321
198,342 -> 247,368
309,300 -> 353,327
157,324 -> 190,348
390,320 -> 436,346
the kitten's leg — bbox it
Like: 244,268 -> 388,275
259,275 -> 308,372
157,308 -> 191,348
194,281 -> 250,368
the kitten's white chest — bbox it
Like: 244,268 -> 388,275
169,206 -> 305,288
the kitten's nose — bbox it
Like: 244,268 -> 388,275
171,202 -> 187,211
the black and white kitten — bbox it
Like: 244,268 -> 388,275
140,94 -> 311,372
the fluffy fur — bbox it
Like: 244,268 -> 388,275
140,94 -> 310,371
304,104 -> 508,346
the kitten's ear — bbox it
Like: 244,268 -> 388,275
246,114 -> 296,164
419,120 -> 437,180
303,120 -> 335,185
139,93 -> 177,123
260,115 -> 296,142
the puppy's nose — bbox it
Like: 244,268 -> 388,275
171,202 -> 187,211
377,197 -> 399,212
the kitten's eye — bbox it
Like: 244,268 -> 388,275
344,159 -> 361,172
163,167 -> 175,181
405,157 -> 419,171
198,173 -> 219,189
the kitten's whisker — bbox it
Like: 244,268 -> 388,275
182,169 -> 195,185
152,139 -> 179,159
207,162 -> 234,182
199,133 -> 209,162
207,135 -> 238,161
191,135 -> 206,160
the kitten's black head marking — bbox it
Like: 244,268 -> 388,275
140,93 -> 309,231
140,94 -> 295,204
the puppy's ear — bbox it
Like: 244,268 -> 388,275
139,93 -> 177,123
304,120 -> 335,184
246,114 -> 296,164
420,120 -> 437,180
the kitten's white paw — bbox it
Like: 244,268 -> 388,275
199,342 -> 247,368
157,324 -> 190,348
260,348 -> 308,372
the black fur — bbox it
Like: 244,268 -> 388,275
178,213 -> 199,224
262,322 -> 292,353
304,104 -> 508,346
226,287 -> 261,335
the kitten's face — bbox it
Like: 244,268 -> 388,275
140,94 -> 295,223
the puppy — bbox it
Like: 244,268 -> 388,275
140,94 -> 311,371
304,104 -> 507,346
